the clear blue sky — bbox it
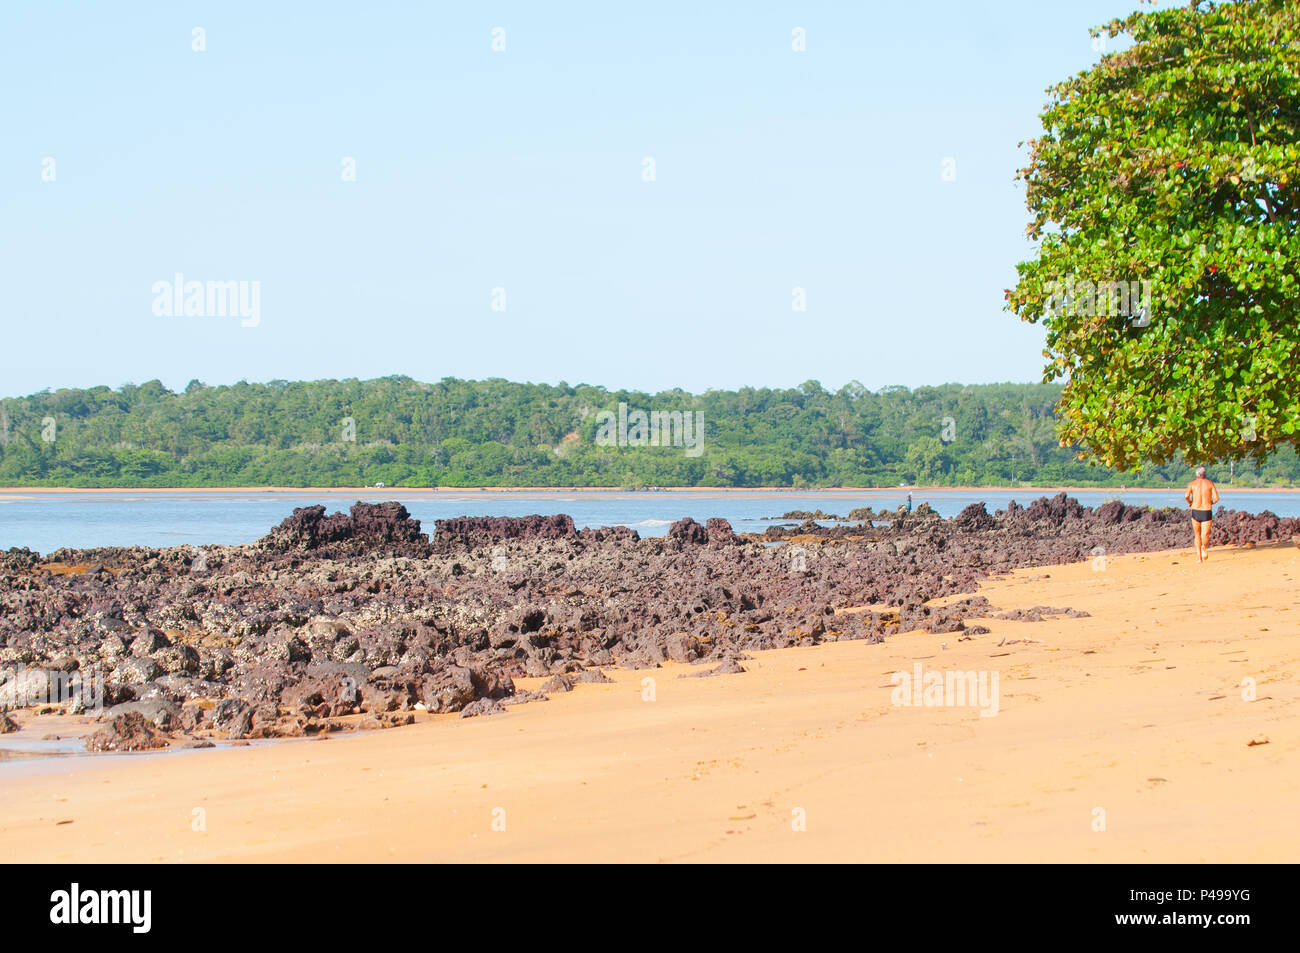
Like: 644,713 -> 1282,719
1,1 -> 1137,398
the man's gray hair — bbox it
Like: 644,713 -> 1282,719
1196,466 -> 1207,478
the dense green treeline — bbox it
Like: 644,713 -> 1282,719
0,377 -> 1294,488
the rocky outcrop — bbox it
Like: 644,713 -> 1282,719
774,510 -> 844,521
2,496 -> 1292,750
432,514 -> 580,553
666,517 -> 739,547
259,502 -> 431,559
86,711 -> 169,752
953,502 -> 998,532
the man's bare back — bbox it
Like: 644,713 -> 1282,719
1186,476 -> 1219,510
1184,469 -> 1220,562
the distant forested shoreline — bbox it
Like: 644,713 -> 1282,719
0,377 -> 1294,488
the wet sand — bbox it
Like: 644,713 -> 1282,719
1,542 -> 1295,862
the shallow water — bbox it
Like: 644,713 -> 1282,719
0,735 -> 88,758
0,730 -> 274,778
1,488 -> 1296,554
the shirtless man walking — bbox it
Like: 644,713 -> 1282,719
1185,466 -> 1220,563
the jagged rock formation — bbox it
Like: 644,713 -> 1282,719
1,494 -> 1291,748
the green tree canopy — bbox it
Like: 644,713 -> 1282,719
1007,0 -> 1300,470
2,376 -> 1297,488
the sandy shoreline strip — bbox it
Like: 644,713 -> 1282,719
1,484 -> 1296,497
1,541 -> 1295,862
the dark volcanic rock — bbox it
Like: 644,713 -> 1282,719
539,673 -> 575,693
420,664 -> 513,714
281,663 -> 367,716
211,699 -> 254,738
3,494 -> 1289,751
1023,492 -> 1086,525
705,518 -> 739,545
953,502 -> 997,532
432,514 -> 578,553
679,658 -> 746,678
667,517 -> 709,545
459,698 -> 506,718
260,502 -> 431,558
86,711 -> 169,752
1212,508 -> 1299,545
776,509 -> 844,521
995,606 -> 1090,622
103,697 -> 179,731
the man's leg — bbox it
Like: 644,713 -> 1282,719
1192,519 -> 1203,560
1200,519 -> 1212,561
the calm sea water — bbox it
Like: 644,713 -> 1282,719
2,488 -> 1297,555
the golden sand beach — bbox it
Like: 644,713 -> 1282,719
1,541 -> 1295,863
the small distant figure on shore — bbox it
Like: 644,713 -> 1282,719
1184,466 -> 1220,563
907,492 -> 913,513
